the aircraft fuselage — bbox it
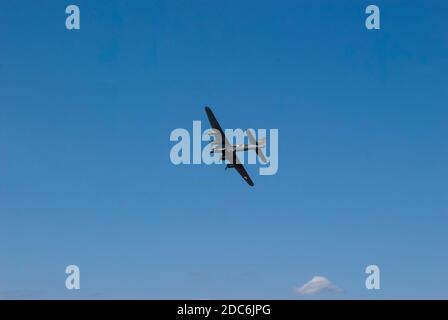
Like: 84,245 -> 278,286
210,144 -> 264,154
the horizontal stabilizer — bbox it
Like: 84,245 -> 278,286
247,129 -> 267,164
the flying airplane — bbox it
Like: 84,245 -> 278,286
204,106 -> 267,187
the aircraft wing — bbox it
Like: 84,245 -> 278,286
234,162 -> 255,187
224,149 -> 254,186
205,106 -> 231,148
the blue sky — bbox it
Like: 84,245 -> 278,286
1,0 -> 447,299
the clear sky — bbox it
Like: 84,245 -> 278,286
1,0 -> 447,299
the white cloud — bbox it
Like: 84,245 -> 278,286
294,276 -> 341,295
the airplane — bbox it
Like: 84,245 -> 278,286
204,106 -> 267,187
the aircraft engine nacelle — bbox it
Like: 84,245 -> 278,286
206,129 -> 220,137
